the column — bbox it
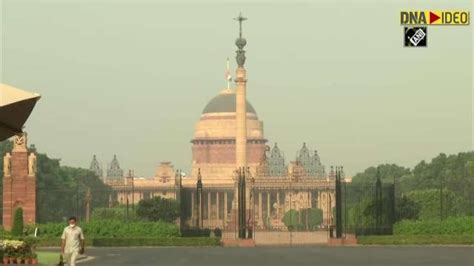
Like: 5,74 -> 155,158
267,192 -> 271,218
216,192 -> 220,221
207,192 -> 211,220
224,192 -> 228,226
191,191 -> 195,223
258,192 -> 263,221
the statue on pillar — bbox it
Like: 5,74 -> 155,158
3,152 -> 11,176
28,153 -> 37,176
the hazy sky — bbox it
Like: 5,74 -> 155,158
0,0 -> 472,177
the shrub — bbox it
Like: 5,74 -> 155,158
282,208 -> 323,231
91,237 -> 220,247
37,220 -> 180,238
394,216 -> 474,235
358,235 -> 474,245
92,207 -> 134,221
213,228 -> 222,238
136,196 -> 179,223
11,208 -> 24,237
181,228 -> 211,237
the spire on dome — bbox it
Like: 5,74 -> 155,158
234,12 -> 247,67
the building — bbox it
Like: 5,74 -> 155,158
99,14 -> 340,230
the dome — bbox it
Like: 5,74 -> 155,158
202,90 -> 257,115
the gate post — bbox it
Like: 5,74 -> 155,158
238,168 -> 247,239
335,166 -> 343,238
196,169 -> 203,229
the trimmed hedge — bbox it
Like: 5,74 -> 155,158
91,237 -> 220,247
394,216 -> 474,235
37,220 -> 180,238
181,228 -> 211,237
358,235 -> 474,245
31,236 -> 219,247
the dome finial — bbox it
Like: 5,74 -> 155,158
234,12 -> 247,39
234,12 -> 247,67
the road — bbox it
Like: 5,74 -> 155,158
75,246 -> 473,266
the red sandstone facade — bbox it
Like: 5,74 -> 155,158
2,133 -> 37,230
191,139 -> 266,165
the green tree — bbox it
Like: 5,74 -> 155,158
11,207 -> 24,236
396,195 -> 420,221
352,164 -> 410,184
136,196 -> 179,223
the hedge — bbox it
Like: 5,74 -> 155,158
358,235 -> 474,245
181,228 -> 211,237
91,237 -> 221,247
36,220 -> 180,238
394,216 -> 474,235
29,236 -> 220,247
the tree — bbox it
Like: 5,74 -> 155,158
136,196 -> 179,223
396,195 -> 420,221
11,207 -> 24,236
352,164 -> 410,184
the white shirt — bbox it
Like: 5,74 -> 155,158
61,225 -> 84,253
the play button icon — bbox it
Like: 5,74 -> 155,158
430,12 -> 440,24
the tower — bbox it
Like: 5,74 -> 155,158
2,133 -> 37,230
234,12 -> 248,170
107,155 -> 124,180
89,155 -> 103,180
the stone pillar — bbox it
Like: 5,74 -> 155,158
267,192 -> 271,218
224,192 -> 228,226
207,192 -> 211,220
258,192 -> 263,222
216,192 -> 220,221
235,66 -> 247,170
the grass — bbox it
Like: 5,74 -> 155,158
37,251 -> 60,266
358,235 -> 474,245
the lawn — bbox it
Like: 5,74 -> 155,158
358,235 -> 474,245
38,251 -> 60,266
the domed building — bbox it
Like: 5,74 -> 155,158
101,15 -> 343,237
191,89 -> 266,181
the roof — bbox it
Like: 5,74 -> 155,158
202,90 -> 257,115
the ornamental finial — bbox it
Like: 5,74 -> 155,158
234,12 -> 247,38
234,12 -> 247,67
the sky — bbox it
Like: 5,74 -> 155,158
0,0 -> 472,177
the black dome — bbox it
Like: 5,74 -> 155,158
202,92 -> 257,115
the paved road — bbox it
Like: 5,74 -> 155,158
76,246 -> 473,266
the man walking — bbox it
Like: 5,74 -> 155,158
61,217 -> 85,266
